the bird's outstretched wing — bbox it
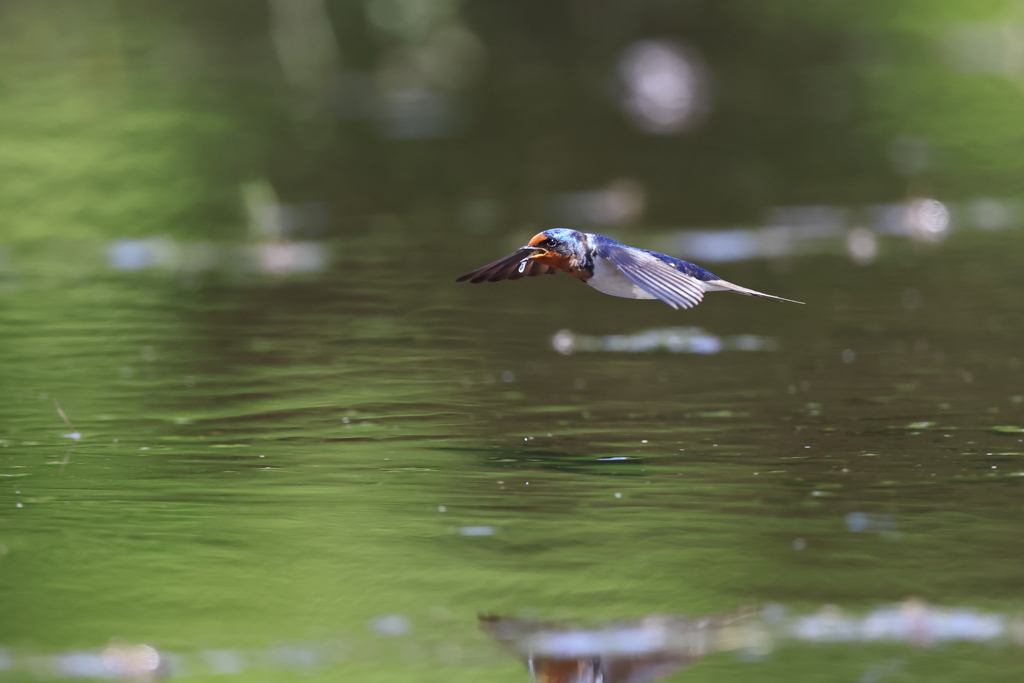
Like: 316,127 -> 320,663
456,249 -> 556,283
604,248 -> 706,310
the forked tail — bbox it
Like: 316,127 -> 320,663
708,279 -> 805,304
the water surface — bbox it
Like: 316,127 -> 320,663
2,230 -> 1024,681
3,2 -> 1024,680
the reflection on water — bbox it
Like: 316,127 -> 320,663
483,611 -> 752,683
96,190 -> 1024,282
484,600 -> 1024,682
3,601 -> 1019,682
552,327 -> 778,355
107,237 -> 329,276
648,194 -> 1019,266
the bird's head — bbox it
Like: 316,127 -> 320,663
523,229 -> 586,260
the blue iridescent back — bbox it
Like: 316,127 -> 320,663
589,233 -> 719,282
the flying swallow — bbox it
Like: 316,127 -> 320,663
456,229 -> 804,310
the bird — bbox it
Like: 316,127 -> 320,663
456,228 -> 804,310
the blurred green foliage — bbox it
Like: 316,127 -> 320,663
2,0 -> 1024,247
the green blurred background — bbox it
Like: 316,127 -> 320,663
3,0 -> 1024,248
2,1 -> 1024,681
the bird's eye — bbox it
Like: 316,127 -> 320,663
542,238 -> 556,248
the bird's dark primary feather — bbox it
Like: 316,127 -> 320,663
455,249 -> 556,283
603,247 -> 706,310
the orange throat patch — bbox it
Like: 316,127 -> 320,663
530,252 -> 588,280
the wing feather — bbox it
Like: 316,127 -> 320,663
456,249 -> 536,283
605,249 -> 705,310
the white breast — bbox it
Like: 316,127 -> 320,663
586,257 -> 656,299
